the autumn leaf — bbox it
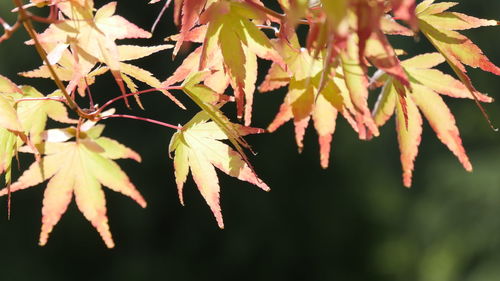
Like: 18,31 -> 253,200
372,53 -> 493,187
169,110 -> 269,228
33,1 -> 152,106
198,0 -> 285,125
352,0 -> 386,61
340,35 -> 381,139
0,84 -> 75,185
164,45 -> 230,98
20,41 -> 102,97
416,0 -> 500,111
180,71 -> 255,166
347,0 -> 411,86
170,0 -> 208,57
390,0 -> 417,29
261,37 -> 358,168
0,77 -> 23,133
0,75 -> 25,183
22,41 -> 184,108
0,124 -> 146,248
21,43 -> 171,95
109,44 -> 185,109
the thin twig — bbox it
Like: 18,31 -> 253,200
99,114 -> 182,130
96,86 -> 182,114
84,77 -> 94,109
151,0 -> 173,34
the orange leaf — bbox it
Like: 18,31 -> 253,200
0,126 -> 145,248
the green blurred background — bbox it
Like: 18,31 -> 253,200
0,1 -> 499,280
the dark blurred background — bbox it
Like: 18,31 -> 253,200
0,1 -> 499,280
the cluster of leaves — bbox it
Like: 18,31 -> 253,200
0,0 -> 498,247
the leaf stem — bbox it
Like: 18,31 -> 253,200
96,86 -> 183,114
151,0 -> 173,34
98,114 -> 182,130
84,77 -> 95,109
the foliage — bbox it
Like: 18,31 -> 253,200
0,0 -> 498,248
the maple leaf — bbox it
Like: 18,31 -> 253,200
352,0 -> 385,56
390,0 -> 417,29
20,41 -> 106,97
380,15 -> 414,36
198,0 -> 285,125
164,25 -> 244,96
0,80 -> 73,213
0,128 -> 18,184
340,0 -> 410,86
169,110 -> 269,228
164,45 -> 232,98
0,76 -> 24,132
17,86 -> 76,144
371,53 -> 493,187
180,71 -> 256,165
100,44 -> 185,109
301,1 -> 408,139
170,0 -> 208,57
339,35 -> 382,140
416,0 -> 500,108
34,1 -> 152,106
22,42 -> 184,108
0,84 -> 75,186
0,124 -> 146,248
20,40 -> 104,97
261,37 -> 358,168
0,75 -> 25,183
302,1 -> 410,98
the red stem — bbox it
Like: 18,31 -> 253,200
99,114 -> 182,130
96,86 -> 183,114
84,77 -> 95,109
